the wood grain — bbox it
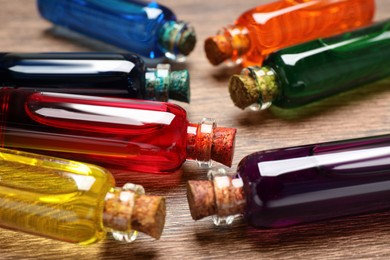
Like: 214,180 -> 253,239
1,0 -> 390,259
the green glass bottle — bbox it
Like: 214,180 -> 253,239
229,19 -> 390,110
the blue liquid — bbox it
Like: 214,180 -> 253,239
37,0 -> 176,59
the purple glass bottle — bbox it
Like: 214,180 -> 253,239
187,134 -> 390,228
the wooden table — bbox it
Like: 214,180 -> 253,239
1,0 -> 390,259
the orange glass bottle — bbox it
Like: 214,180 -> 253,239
205,0 -> 375,67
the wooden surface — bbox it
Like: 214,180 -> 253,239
1,0 -> 390,259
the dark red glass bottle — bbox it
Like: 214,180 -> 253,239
0,88 -> 236,174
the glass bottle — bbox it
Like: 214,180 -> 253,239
0,88 -> 236,174
187,134 -> 390,228
229,19 -> 390,110
0,52 -> 190,103
0,148 -> 166,244
37,0 -> 196,61
205,0 -> 374,66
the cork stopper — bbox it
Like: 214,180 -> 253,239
177,28 -> 197,56
131,195 -> 166,239
187,176 -> 246,221
159,21 -> 196,57
205,25 -> 250,66
204,35 -> 233,65
229,74 -> 259,109
187,180 -> 216,220
229,66 -> 279,110
186,120 -> 237,167
169,69 -> 190,103
103,188 -> 166,240
145,64 -> 190,103
211,127 -> 236,167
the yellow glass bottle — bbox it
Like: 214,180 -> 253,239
0,148 -> 166,245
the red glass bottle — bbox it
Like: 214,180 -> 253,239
0,88 -> 236,174
205,0 -> 375,67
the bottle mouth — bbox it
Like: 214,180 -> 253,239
159,21 -> 197,59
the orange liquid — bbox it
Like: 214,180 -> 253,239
235,0 -> 375,66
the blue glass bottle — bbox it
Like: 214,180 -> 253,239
37,0 -> 196,61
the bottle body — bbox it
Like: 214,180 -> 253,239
267,19 -> 390,108
0,148 -> 114,244
0,52 -> 146,98
237,135 -> 390,228
227,0 -> 374,66
0,52 -> 190,103
37,0 -> 195,60
0,89 -> 188,173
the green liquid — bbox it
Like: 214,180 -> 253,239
266,20 -> 390,108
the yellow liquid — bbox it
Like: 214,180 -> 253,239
0,148 -> 115,245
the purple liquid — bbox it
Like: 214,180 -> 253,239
236,135 -> 390,228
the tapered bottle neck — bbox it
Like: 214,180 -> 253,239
186,118 -> 236,168
205,25 -> 251,65
103,183 -> 165,242
229,66 -> 280,110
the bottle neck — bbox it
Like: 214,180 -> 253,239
187,172 -> 246,222
205,25 -> 251,65
186,118 -> 236,168
103,183 -> 165,242
229,66 -> 280,110
158,21 -> 196,60
145,64 -> 190,103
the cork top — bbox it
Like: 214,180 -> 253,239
103,188 -> 166,240
177,27 -> 197,56
187,120 -> 237,167
204,25 -> 251,66
229,74 -> 259,109
187,180 -> 216,220
169,69 -> 190,103
211,127 -> 236,167
131,195 -> 166,239
187,176 -> 246,221
145,65 -> 190,103
229,66 -> 279,110
159,21 -> 196,57
204,35 -> 233,65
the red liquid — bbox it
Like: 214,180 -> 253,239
0,88 -> 188,173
